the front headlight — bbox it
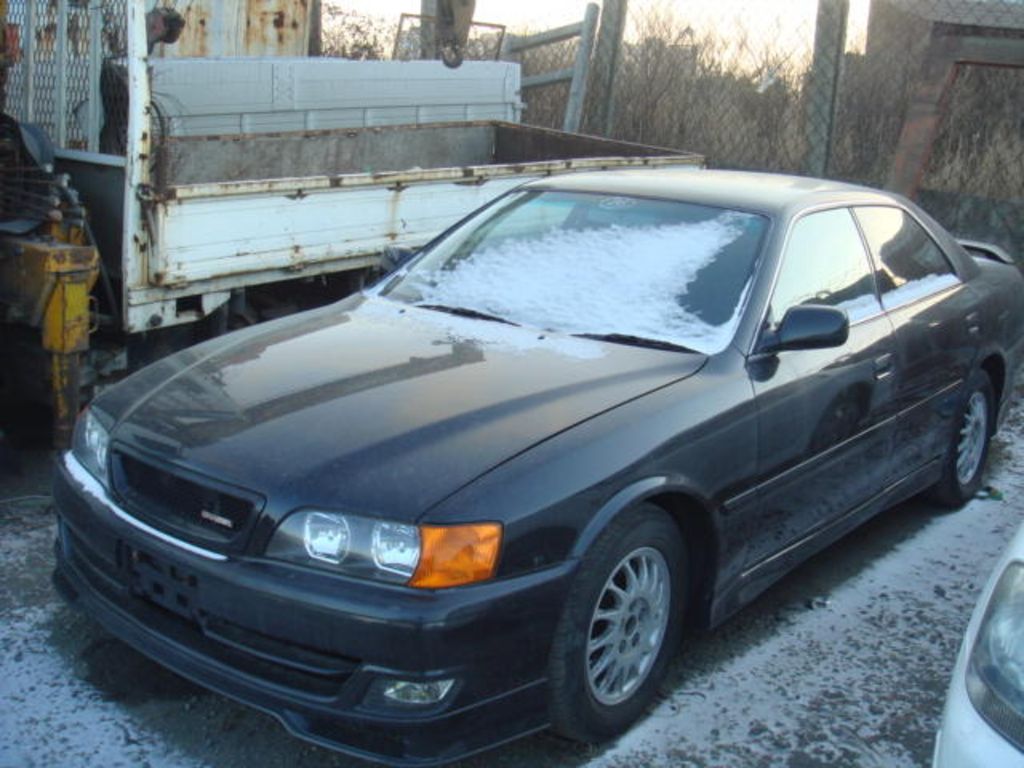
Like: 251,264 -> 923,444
265,510 -> 501,588
71,408 -> 112,488
966,560 -> 1024,749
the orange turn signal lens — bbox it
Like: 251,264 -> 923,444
409,523 -> 502,588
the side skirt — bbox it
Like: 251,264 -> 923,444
708,458 -> 943,627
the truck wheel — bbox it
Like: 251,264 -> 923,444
548,503 -> 686,742
929,370 -> 994,508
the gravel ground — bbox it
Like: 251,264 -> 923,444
2,400 -> 1023,768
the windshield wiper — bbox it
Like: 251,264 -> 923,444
415,304 -> 519,326
575,333 -> 698,353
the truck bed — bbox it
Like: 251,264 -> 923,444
128,121 -> 701,331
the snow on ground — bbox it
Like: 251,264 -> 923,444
589,421 -> 1024,768
0,604 -> 204,768
0,506 -> 202,768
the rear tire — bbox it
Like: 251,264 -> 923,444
928,369 -> 994,508
548,503 -> 686,742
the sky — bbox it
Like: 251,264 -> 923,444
332,0 -> 873,44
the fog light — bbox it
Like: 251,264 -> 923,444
382,678 -> 456,705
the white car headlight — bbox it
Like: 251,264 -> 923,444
967,560 -> 1024,749
266,510 -> 421,584
71,408 -> 112,488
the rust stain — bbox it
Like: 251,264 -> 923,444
167,4 -> 209,58
244,0 -> 309,55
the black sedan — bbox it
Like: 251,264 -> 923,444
53,170 -> 1024,765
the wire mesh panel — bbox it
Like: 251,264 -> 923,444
833,0 -> 1023,256
566,0 -> 1021,254
501,21 -> 580,130
3,0 -> 128,152
592,0 -> 824,171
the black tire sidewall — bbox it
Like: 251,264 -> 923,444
932,370 -> 994,507
548,504 -> 687,742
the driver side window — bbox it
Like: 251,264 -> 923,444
770,208 -> 881,326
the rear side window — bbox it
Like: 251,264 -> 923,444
770,208 -> 880,324
853,206 -> 959,310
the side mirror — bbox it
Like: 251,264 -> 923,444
380,245 -> 417,273
761,304 -> 849,353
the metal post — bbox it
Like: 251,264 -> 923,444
23,0 -> 36,122
308,0 -> 322,56
803,0 -> 849,178
588,0 -> 628,137
56,0 -> 68,146
124,0 -> 154,292
563,3 -> 599,133
87,0 -> 103,152
421,0 -> 437,59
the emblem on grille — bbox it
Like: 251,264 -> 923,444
200,508 -> 234,529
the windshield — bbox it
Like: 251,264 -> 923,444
380,189 -> 768,354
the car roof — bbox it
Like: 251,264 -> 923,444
525,168 -> 898,217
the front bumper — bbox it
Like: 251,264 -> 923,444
933,659 -> 1024,768
52,454 -> 576,766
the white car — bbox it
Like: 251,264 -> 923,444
934,521 -> 1024,767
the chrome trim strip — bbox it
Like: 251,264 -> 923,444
63,452 -> 228,562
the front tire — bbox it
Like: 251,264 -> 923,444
548,504 -> 686,742
929,370 -> 994,507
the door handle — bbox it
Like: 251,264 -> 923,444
874,353 -> 894,380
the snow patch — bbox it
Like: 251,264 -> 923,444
406,215 -> 752,355
359,297 -> 609,360
0,606 -> 201,768
882,273 -> 960,310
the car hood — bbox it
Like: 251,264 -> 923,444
103,296 -> 705,520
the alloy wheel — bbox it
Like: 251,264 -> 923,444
956,390 -> 988,487
585,546 -> 671,706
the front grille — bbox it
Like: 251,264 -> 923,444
111,449 -> 261,550
60,524 -> 358,699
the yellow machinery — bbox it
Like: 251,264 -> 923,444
0,3 -> 100,447
0,222 -> 99,448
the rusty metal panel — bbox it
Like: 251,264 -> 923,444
152,0 -> 311,58
147,155 -> 700,295
159,124 -> 498,187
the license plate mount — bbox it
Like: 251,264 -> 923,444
122,543 -> 200,622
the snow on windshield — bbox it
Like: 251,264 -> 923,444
406,213 -> 754,355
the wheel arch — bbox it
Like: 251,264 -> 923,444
569,478 -> 721,630
979,352 -> 1006,431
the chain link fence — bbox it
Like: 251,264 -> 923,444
2,0 -> 128,153
566,0 -> 1023,255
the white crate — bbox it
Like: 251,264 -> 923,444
150,58 -> 523,136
